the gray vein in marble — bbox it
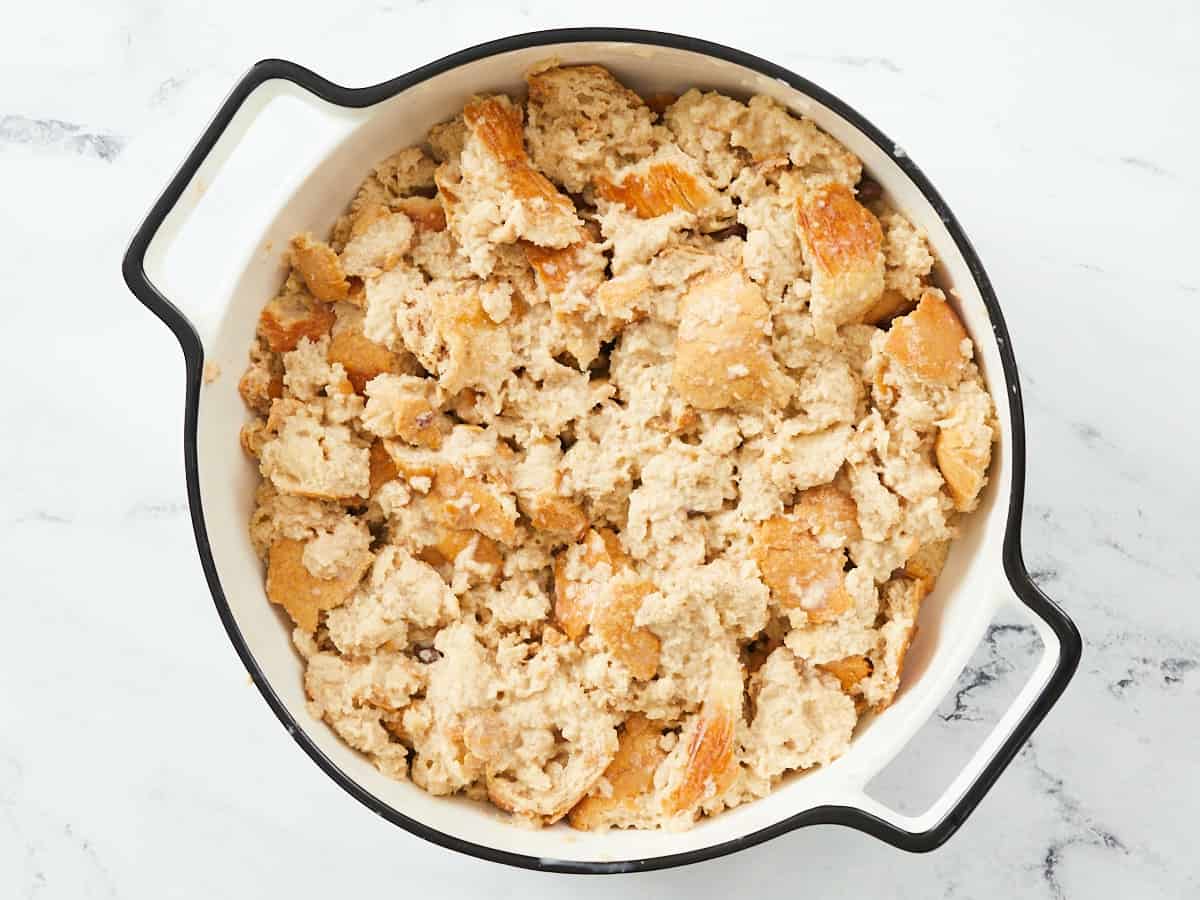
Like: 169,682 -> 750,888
0,750 -> 23,806
1021,740 -> 1129,899
939,623 -> 1041,722
1098,534 -> 1189,580
789,53 -> 904,74
62,823 -> 118,900
1028,565 -> 1061,586
1119,155 -> 1173,179
13,510 -> 72,525
1070,421 -> 1110,450
0,115 -> 125,161
1108,653 -> 1198,698
125,499 -> 188,520
151,76 -> 187,107
828,55 -> 903,73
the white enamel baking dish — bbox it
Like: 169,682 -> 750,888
123,28 -> 1081,873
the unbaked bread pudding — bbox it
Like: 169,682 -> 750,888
237,62 -> 996,830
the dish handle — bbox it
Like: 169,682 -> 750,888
842,563 -> 1081,851
121,60 -> 380,356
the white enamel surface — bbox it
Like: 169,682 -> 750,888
162,41 -> 1020,864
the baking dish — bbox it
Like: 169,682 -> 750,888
122,28 -> 1081,873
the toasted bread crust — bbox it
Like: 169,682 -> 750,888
883,290 -> 970,384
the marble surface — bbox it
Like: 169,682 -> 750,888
3,1 -> 1197,896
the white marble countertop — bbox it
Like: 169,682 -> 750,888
4,1 -> 1197,896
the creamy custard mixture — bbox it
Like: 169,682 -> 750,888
237,63 -> 996,830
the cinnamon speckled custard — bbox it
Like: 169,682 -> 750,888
237,61 -> 996,830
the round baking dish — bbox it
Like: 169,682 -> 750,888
123,28 -> 1080,874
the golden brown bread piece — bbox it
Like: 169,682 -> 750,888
434,290 -> 511,397
432,465 -> 519,546
327,329 -> 404,395
238,343 -> 284,415
862,288 -> 915,326
883,290 -> 969,385
367,439 -> 398,496
594,161 -> 714,219
592,578 -> 661,681
525,493 -> 589,541
463,95 -> 579,223
797,182 -> 885,339
818,655 -> 873,693
904,540 -> 950,596
552,528 -> 631,642
418,527 -> 503,578
265,537 -> 370,632
394,195 -> 447,232
290,233 -> 352,302
642,92 -> 678,117
568,714 -> 667,829
792,483 -> 860,546
257,287 -> 335,353
522,226 -> 604,297
754,516 -> 852,624
936,424 -> 990,511
665,653 -> 742,815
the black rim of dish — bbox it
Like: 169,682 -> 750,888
122,27 -> 1082,875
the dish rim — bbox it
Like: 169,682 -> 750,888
122,26 -> 1082,874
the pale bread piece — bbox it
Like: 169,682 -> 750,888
373,146 -> 437,197
339,207 -> 415,278
512,438 -> 589,541
672,268 -> 794,410
936,392 -> 994,511
324,547 -> 459,656
740,647 -> 857,791
259,403 -> 370,502
879,209 -> 935,302
553,529 -> 661,680
525,64 -> 658,193
861,576 -> 925,711
437,94 -> 582,276
238,340 -> 283,415
361,374 -> 450,449
665,91 -> 862,188
303,649 -> 423,779
522,224 -> 611,367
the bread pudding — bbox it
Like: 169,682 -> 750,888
237,61 -> 997,830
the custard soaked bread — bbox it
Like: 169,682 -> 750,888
238,63 -> 996,830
